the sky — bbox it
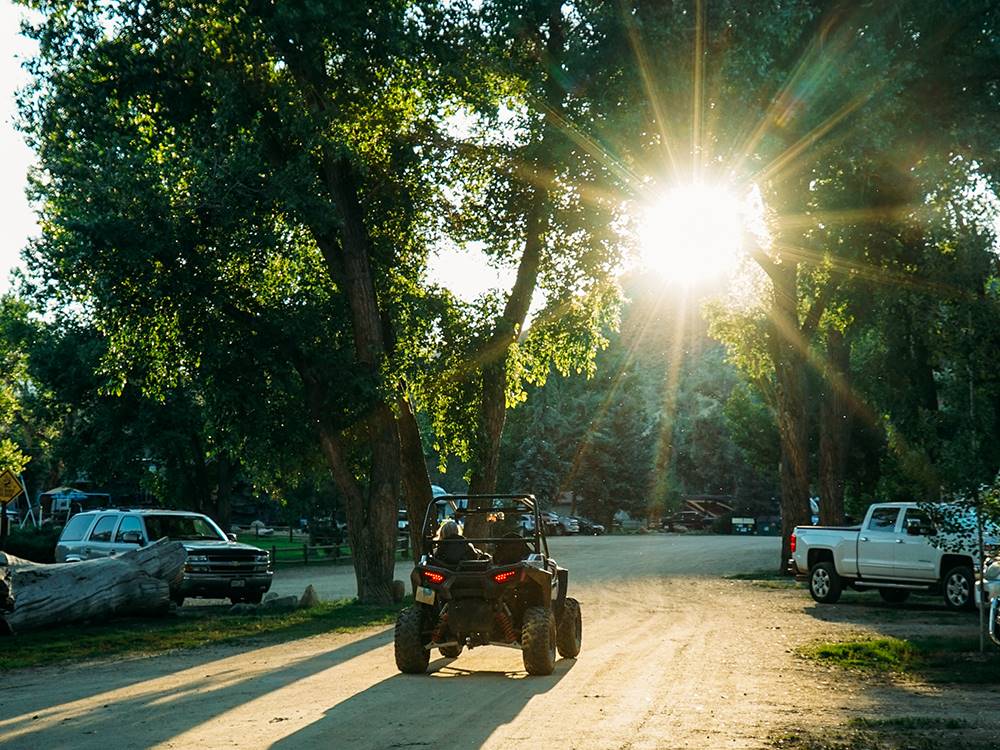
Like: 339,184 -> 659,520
0,1 -> 36,295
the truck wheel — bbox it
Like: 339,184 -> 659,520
521,606 -> 556,675
394,606 -> 430,674
809,562 -> 843,604
878,588 -> 910,604
556,597 -> 582,658
943,565 -> 975,611
439,644 -> 462,658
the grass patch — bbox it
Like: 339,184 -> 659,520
798,635 -> 1000,683
725,569 -> 791,581
848,717 -> 968,731
772,729 -> 985,750
798,637 -> 918,671
0,598 -> 404,672
724,570 -> 798,588
773,717 -> 985,750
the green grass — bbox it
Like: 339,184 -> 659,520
773,717 -> 984,750
798,637 -> 919,671
0,599 -> 405,672
797,635 -> 1000,683
724,570 -> 798,588
848,717 -> 968,731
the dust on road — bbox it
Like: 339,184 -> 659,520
0,535 -> 992,749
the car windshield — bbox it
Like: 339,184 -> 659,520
144,514 -> 225,541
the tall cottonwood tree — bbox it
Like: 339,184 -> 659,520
18,0 -> 492,602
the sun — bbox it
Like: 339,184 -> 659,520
637,183 -> 747,284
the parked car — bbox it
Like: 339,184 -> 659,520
55,509 -> 273,605
662,510 -> 711,531
572,517 -> 605,535
790,501 -> 997,610
539,511 -> 578,535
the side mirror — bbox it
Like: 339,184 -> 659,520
227,532 -> 237,542
121,530 -> 144,545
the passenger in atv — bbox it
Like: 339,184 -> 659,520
432,519 -> 484,567
493,530 -> 532,566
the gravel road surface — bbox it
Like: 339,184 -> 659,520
0,535 -> 992,749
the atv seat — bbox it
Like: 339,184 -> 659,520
493,532 -> 532,567
430,538 -> 487,569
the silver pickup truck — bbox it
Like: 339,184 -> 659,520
790,502 -> 992,610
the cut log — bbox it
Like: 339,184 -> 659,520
0,539 -> 186,634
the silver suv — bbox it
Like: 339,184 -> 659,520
55,509 -> 273,605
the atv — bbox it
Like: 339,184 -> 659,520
394,494 -> 582,676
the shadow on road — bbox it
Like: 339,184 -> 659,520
269,657 -> 576,749
0,628 -> 394,750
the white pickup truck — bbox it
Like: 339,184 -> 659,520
790,502 -> 988,610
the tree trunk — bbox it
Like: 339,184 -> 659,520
469,361 -> 509,497
466,5 -> 562,500
0,540 -> 186,634
398,396 -> 434,558
212,453 -> 235,532
819,329 -> 850,525
768,264 -> 812,572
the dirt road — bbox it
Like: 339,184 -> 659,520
0,535 -> 993,749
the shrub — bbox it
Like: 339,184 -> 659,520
1,524 -> 63,563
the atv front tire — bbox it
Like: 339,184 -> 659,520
394,606 -> 430,674
521,606 -> 556,675
556,597 -> 582,658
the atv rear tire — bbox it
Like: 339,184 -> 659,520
521,606 -> 556,675
394,606 -> 430,674
556,597 -> 582,658
439,644 -> 462,658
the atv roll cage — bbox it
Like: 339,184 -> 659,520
420,493 -> 549,559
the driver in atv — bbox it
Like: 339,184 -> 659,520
432,519 -> 485,567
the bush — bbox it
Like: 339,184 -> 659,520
1,525 -> 63,563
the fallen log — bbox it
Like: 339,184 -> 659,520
0,539 -> 186,634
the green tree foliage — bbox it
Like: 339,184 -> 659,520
0,296 -> 35,475
499,277 -> 777,526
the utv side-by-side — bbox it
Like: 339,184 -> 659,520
394,494 -> 582,676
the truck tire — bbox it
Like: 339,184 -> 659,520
439,644 -> 462,658
521,605 -> 556,675
942,565 -> 975,611
394,606 -> 430,674
556,597 -> 582,658
878,588 -> 910,604
809,562 -> 843,604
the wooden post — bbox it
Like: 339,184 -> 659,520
303,544 -> 309,564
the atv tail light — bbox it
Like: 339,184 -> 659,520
493,570 -> 516,584
790,533 -> 796,554
423,571 -> 446,585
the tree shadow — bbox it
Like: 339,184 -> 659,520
269,657 -> 577,749
0,628 -> 395,749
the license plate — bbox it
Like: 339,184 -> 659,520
415,586 -> 435,605
230,579 -> 246,588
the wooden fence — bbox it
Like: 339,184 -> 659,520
263,536 -> 411,566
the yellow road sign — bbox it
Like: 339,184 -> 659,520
0,469 -> 23,504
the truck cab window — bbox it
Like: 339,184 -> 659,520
867,508 -> 901,532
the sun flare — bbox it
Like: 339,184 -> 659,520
638,184 -> 747,284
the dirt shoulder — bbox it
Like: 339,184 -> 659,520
0,535 -> 994,749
